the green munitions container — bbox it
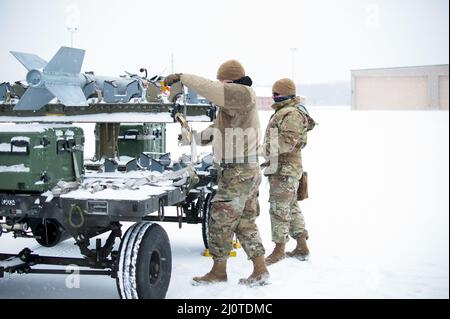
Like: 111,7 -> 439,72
0,124 -> 84,193
116,123 -> 166,158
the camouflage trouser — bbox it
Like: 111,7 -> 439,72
209,164 -> 266,261
268,175 -> 306,243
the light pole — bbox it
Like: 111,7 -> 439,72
65,4 -> 80,48
290,47 -> 297,82
67,26 -> 78,48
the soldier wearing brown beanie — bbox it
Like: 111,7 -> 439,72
164,60 -> 269,287
272,78 -> 297,97
261,78 -> 316,266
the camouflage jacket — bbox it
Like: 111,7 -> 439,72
262,97 -> 315,178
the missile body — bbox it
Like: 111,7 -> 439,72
11,47 -> 143,110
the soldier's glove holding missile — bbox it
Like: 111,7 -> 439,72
175,112 -> 193,146
178,130 -> 192,146
164,73 -> 182,86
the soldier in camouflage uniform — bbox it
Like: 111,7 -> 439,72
261,78 -> 316,266
164,60 -> 269,286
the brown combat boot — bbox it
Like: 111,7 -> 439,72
238,256 -> 270,287
265,243 -> 286,266
286,230 -> 310,260
192,260 -> 228,285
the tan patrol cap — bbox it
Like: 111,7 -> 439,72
272,78 -> 296,96
216,59 -> 245,81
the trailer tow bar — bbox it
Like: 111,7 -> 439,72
0,248 -> 113,277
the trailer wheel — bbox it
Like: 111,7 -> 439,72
116,222 -> 172,299
202,192 -> 215,249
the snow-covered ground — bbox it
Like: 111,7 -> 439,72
0,108 -> 448,299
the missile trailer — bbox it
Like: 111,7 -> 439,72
0,47 -> 217,299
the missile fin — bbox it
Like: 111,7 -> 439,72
10,51 -> 48,71
44,47 -> 85,74
46,84 -> 88,107
13,87 -> 54,110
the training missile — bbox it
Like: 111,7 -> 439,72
10,47 -> 144,110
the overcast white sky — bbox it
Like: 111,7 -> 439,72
0,0 -> 448,85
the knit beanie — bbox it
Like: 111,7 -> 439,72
216,60 -> 245,81
272,78 -> 296,96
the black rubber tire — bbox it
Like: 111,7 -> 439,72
202,192 -> 215,249
116,222 -> 172,299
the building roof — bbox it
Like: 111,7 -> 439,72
351,64 -> 448,72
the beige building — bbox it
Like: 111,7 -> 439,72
351,65 -> 449,110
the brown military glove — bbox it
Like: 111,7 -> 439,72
164,73 -> 182,86
178,128 -> 192,146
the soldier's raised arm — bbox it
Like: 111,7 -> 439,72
179,74 -> 226,107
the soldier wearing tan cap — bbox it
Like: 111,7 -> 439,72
261,78 -> 316,266
165,60 -> 269,287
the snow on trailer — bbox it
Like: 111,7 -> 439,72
0,113 -> 213,124
55,166 -> 194,221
